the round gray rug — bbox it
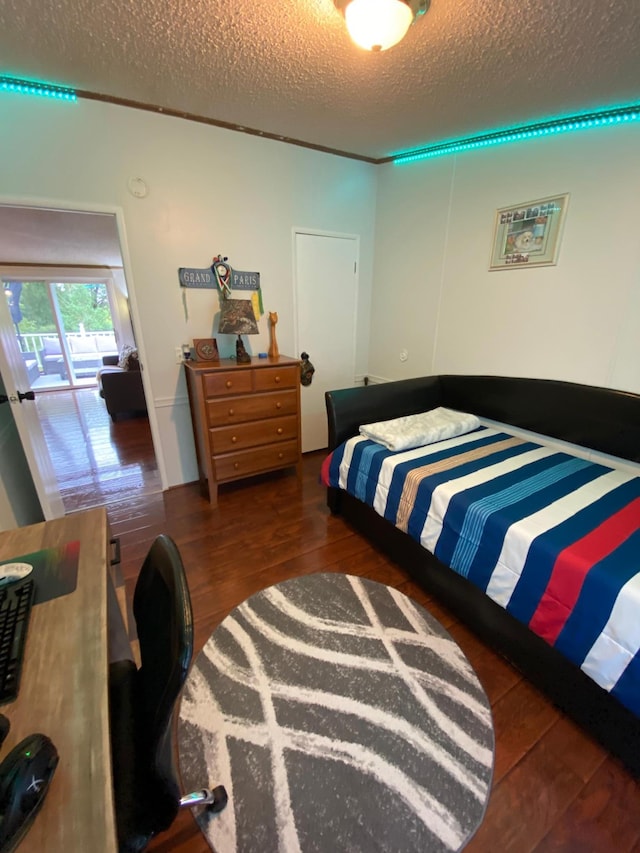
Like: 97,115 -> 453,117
178,572 -> 494,852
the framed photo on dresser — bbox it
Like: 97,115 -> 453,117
193,338 -> 219,362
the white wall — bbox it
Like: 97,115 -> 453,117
109,268 -> 136,349
0,95 -> 377,487
370,124 -> 640,394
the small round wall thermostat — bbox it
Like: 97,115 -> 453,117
0,562 -> 33,583
127,177 -> 148,198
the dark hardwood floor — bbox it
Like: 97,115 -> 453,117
37,387 -> 161,514
39,388 -> 640,852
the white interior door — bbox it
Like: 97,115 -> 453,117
0,372 -> 44,530
294,231 -> 359,452
0,292 -> 64,520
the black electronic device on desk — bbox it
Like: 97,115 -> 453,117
0,566 -> 35,705
0,733 -> 58,853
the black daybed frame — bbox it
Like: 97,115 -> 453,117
325,375 -> 640,776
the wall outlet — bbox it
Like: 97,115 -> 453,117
175,346 -> 183,364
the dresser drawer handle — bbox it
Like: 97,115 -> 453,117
278,452 -> 284,459
276,428 -> 283,435
231,436 -> 238,443
274,375 -> 281,383
234,462 -> 240,470
226,380 -> 233,388
228,408 -> 235,416
276,402 -> 282,409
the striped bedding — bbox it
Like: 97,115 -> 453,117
323,426 -> 640,717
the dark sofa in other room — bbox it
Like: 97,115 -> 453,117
98,354 -> 147,422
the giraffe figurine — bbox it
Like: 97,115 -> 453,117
268,311 -> 279,359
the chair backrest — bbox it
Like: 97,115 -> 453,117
132,535 -> 194,832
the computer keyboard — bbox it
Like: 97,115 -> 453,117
0,578 -> 35,704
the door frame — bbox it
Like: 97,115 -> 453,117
0,196 -> 168,491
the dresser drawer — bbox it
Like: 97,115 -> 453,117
210,415 -> 298,453
207,390 -> 298,426
214,440 -> 299,481
253,366 -> 298,392
203,370 -> 253,397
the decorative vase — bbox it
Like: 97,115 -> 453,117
268,311 -> 279,359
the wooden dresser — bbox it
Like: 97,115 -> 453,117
184,355 -> 302,506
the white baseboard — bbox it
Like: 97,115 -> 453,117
365,374 -> 393,385
154,394 -> 189,408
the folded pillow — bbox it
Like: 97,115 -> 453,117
359,407 -> 480,452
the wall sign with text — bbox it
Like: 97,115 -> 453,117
179,267 -> 260,289
178,267 -> 216,288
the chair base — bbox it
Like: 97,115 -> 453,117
179,784 -> 228,813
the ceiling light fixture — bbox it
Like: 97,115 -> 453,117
334,0 -> 429,52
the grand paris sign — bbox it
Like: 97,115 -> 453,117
179,267 -> 260,290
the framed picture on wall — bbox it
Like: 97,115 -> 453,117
489,193 -> 569,270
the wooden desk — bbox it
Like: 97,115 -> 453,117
0,508 -> 116,853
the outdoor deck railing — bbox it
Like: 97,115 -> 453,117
18,331 -> 117,374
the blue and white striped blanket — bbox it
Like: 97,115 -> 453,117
324,426 -> 640,717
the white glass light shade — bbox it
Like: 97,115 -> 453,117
344,0 -> 414,51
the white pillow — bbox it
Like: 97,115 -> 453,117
359,407 -> 480,452
69,336 -> 98,354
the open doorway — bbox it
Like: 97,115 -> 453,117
0,203 -> 160,514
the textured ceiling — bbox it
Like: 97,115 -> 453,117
0,0 -> 639,160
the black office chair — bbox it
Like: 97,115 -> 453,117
109,535 -> 227,853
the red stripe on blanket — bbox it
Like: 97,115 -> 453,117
320,452 -> 333,487
529,497 -> 640,645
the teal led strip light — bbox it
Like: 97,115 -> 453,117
0,75 -> 76,102
393,104 -> 640,164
